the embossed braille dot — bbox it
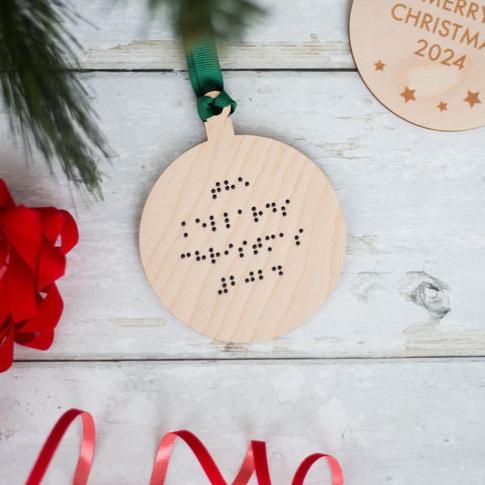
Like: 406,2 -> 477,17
202,223 -> 207,228
202,255 -> 206,260
250,272 -> 254,276
278,266 -> 282,270
253,250 -> 258,255
183,233 -> 188,238
279,271 -> 284,276
211,260 -> 216,264
237,209 -> 242,215
258,270 -> 263,274
279,233 -> 284,238
258,211 -> 263,216
255,218 -> 259,222
196,256 -> 201,261
245,181 -> 249,187
271,235 -> 276,240
209,215 -> 214,220
229,243 -> 234,249
209,248 -> 214,252
224,180 -> 229,185
226,224 -> 230,229
212,228 -> 216,232
267,247 -> 272,252
272,209 -> 277,213
243,241 -> 247,246
195,218 -> 200,223
285,199 -> 290,204
211,189 -> 216,193
271,202 -> 276,207
245,278 -> 250,283
181,221 -> 186,226
216,182 -> 220,187
238,177 -> 243,182
231,184 -> 236,189
299,228 -> 304,233
224,250 -> 229,255
259,275 -> 264,280
181,254 -> 185,259
282,212 -> 287,216
295,236 -> 299,240
251,277 -> 255,282
218,290 -> 222,295
224,289 -> 228,294
195,251 -> 200,255
212,195 -> 217,199
296,241 -> 301,246
216,252 -> 220,257
186,253 -> 191,257
272,267 -> 276,271
239,254 -> 244,258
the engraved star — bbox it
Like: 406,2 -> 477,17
400,86 -> 416,103
464,90 -> 481,108
374,60 -> 385,71
437,101 -> 448,112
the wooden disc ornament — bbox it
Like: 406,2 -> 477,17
350,0 -> 485,131
139,108 -> 346,343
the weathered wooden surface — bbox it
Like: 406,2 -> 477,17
75,1 -> 353,70
2,72 -> 485,360
1,1 -> 485,483
1,360 -> 485,485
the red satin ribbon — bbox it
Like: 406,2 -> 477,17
0,179 -> 79,372
26,409 -> 95,485
26,409 -> 343,485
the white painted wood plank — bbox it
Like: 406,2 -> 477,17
74,0 -> 353,70
1,360 -> 484,484
2,71 -> 485,360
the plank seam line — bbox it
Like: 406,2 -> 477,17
13,355 -> 485,363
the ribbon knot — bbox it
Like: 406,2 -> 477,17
197,91 -> 237,121
186,39 -> 236,122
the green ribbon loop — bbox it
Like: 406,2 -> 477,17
185,39 -> 237,122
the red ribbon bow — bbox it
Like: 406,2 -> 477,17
26,409 -> 344,485
0,179 -> 78,372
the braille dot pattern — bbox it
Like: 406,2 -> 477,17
211,177 -> 250,200
177,185 -> 305,295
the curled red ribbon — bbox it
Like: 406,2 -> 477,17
0,179 -> 79,372
26,409 -> 344,485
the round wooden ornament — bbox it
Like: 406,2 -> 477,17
350,0 -> 485,131
139,108 -> 346,343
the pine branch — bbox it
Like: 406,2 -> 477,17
0,0 -> 109,198
145,0 -> 264,44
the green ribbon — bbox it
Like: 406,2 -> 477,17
185,39 -> 237,122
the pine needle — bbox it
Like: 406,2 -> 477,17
145,0 -> 264,44
0,0 -> 109,198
